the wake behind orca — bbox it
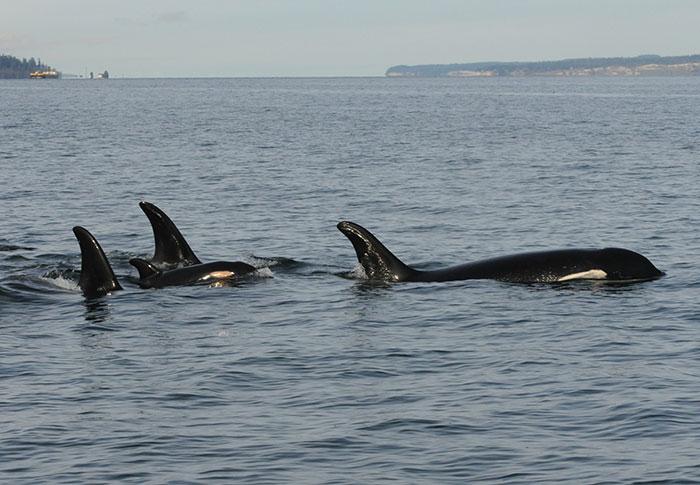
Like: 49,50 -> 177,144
337,221 -> 663,284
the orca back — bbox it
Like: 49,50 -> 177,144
129,259 -> 256,288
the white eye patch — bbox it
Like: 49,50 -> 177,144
200,271 -> 235,281
557,269 -> 607,282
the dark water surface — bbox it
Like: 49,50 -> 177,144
2,77 -> 700,483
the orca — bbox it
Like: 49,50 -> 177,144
73,219 -> 256,296
337,221 -> 663,283
133,201 -> 258,287
129,258 -> 256,289
139,201 -> 201,267
73,226 -> 123,298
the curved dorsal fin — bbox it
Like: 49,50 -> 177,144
72,226 -> 123,297
139,201 -> 201,266
337,221 -> 416,282
129,258 -> 162,280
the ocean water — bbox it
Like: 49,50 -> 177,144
1,76 -> 700,484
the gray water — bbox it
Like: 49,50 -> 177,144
1,76 -> 700,484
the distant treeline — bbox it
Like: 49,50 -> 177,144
386,54 -> 700,77
0,54 -> 53,79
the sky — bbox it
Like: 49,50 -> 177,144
2,0 -> 700,78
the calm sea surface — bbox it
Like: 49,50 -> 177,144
2,76 -> 700,484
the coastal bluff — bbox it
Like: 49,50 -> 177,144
386,54 -> 700,77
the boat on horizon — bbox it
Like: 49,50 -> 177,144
30,70 -> 60,79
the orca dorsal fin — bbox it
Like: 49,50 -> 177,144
129,258 -> 162,280
337,221 -> 417,282
72,226 -> 123,298
139,201 -> 201,266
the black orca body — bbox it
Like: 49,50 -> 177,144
133,201 -> 258,287
72,201 -> 257,296
139,201 -> 201,267
130,258 -> 256,289
73,226 -> 123,298
337,221 -> 663,283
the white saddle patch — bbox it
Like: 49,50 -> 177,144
557,269 -> 608,282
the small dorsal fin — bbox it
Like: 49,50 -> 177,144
337,222 -> 416,282
129,258 -> 162,280
72,226 -> 123,298
139,201 -> 201,266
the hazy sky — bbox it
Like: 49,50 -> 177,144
2,0 -> 700,77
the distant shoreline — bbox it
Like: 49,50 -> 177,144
386,54 -> 700,77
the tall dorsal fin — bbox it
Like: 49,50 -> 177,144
129,258 -> 162,280
337,221 -> 417,282
72,226 -> 123,298
139,201 -> 201,266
